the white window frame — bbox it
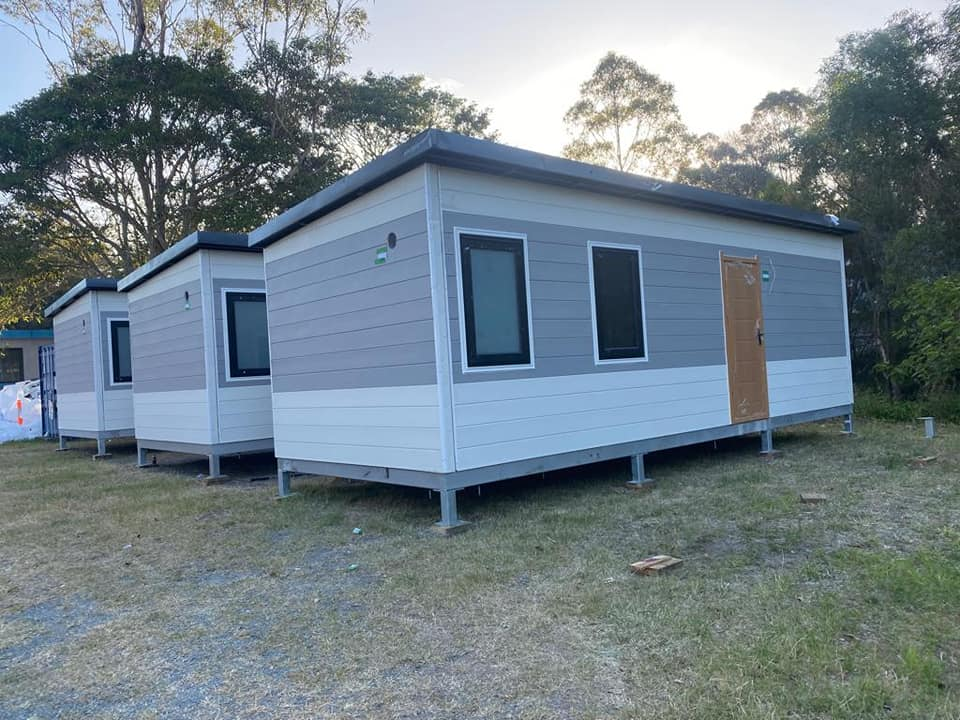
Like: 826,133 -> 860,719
587,240 -> 650,365
453,227 -> 536,373
220,287 -> 270,382
106,317 -> 133,386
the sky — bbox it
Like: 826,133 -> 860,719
0,0 -> 952,156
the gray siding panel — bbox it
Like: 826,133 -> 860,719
129,279 -> 206,393
443,211 -> 847,383
264,210 -> 434,393
55,314 -> 95,393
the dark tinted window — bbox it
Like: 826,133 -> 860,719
110,321 -> 132,383
592,246 -> 646,360
226,292 -> 270,378
460,234 -> 531,368
0,348 -> 24,384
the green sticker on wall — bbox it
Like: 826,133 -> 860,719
374,245 -> 388,265
761,269 -> 770,282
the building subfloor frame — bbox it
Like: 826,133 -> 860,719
277,405 -> 855,529
58,428 -> 135,458
136,438 -> 274,478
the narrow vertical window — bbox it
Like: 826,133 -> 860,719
225,291 -> 270,378
110,320 -> 132,383
459,233 -> 532,368
591,245 -> 646,361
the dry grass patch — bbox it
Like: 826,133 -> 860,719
1,419 -> 959,718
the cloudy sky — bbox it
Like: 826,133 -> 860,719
1,0 -> 951,155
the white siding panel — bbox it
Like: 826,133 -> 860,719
453,365 -> 731,469
103,388 -> 134,431
264,169 -> 426,263
439,168 -> 843,262
767,356 -> 854,417
97,292 -> 129,313
134,389 -> 212,443
58,392 -> 98,433
272,385 -> 443,471
52,294 -> 92,324
218,383 -> 273,443
127,253 -> 201,302
208,250 -> 266,281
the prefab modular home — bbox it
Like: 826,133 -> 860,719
44,279 -> 133,456
117,232 -> 273,477
250,130 -> 859,528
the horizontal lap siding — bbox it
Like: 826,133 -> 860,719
767,357 -> 853,417
218,384 -> 273,444
265,211 -> 434,393
133,389 -> 212,444
453,365 -> 731,469
263,195 -> 444,471
129,279 -> 205,393
440,168 -> 850,470
53,313 -> 94,394
58,392 -> 97,433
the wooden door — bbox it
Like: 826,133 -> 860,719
721,254 -> 769,423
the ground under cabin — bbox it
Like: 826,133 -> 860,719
250,130 -> 859,528
117,232 -> 273,478
44,279 -> 133,457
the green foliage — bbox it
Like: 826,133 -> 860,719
0,1 -> 498,325
327,72 -> 497,170
563,52 -> 694,178
854,388 -> 960,424
889,277 -> 960,394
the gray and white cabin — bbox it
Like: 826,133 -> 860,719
249,130 -> 859,529
117,232 -> 273,477
44,279 -> 134,457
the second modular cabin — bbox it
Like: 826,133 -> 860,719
43,279 -> 133,457
249,130 -> 859,528
116,232 -> 273,477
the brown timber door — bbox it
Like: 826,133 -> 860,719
721,253 -> 769,423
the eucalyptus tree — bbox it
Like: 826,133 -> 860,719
563,52 -> 694,179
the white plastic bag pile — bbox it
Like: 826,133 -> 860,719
0,380 -> 42,442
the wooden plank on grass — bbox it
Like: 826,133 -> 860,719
630,555 -> 682,575
800,493 -> 827,504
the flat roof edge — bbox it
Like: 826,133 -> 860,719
44,278 -> 119,318
249,129 -> 860,249
117,231 -> 254,293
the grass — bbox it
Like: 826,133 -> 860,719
1,419 -> 959,718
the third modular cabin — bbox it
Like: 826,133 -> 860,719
117,232 -> 273,477
249,130 -> 859,529
44,279 -> 133,457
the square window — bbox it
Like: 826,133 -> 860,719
225,292 -> 270,378
459,233 -> 532,368
591,245 -> 646,361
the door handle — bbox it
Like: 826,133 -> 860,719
756,320 -> 764,346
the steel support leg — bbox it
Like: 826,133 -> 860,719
137,444 -> 151,468
277,462 -> 293,498
626,454 -> 655,488
759,428 -> 774,455
842,413 -> 854,435
920,416 -> 935,439
207,454 -> 221,478
57,435 -> 68,451
434,488 -> 469,533
93,436 -> 110,459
